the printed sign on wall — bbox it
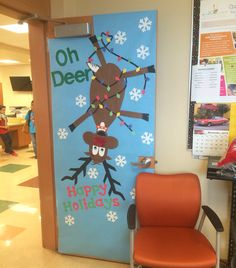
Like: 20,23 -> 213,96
48,11 -> 156,262
188,0 -> 236,150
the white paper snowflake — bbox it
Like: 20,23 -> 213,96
138,17 -> 152,32
141,132 -> 154,145
76,95 -> 86,107
130,188 -> 135,200
137,45 -> 150,60
87,167 -> 99,179
65,215 -> 75,226
114,31 -> 127,45
106,211 -> 118,223
129,88 -> 142,102
57,128 -> 68,139
115,155 -> 127,167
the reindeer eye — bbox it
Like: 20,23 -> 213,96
92,145 -> 99,155
99,147 -> 105,157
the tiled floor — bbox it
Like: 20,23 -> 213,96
0,146 -> 129,268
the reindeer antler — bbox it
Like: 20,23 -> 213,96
89,35 -> 107,66
103,161 -> 125,200
61,157 -> 92,185
61,157 -> 125,200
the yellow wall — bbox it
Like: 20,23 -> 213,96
0,64 -> 33,113
51,0 -> 231,259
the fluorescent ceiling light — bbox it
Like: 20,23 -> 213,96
0,23 -> 28,33
0,59 -> 21,64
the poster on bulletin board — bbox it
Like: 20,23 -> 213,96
188,0 -> 236,156
48,11 -> 156,262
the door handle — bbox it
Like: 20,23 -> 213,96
131,156 -> 157,169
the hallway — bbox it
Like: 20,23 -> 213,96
0,147 -> 129,268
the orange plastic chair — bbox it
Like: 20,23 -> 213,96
127,173 -> 224,268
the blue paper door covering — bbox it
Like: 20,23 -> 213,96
48,11 -> 157,262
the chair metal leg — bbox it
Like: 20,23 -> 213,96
216,232 -> 221,268
130,230 -> 135,268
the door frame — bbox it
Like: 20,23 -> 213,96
28,16 -> 93,250
28,20 -> 57,250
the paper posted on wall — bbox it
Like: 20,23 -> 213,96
192,103 -> 230,157
191,64 -> 221,103
193,130 -> 229,157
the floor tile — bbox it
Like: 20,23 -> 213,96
0,200 -> 18,213
0,224 -> 25,240
18,177 -> 39,188
0,164 -> 30,173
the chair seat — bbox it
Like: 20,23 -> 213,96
134,226 -> 216,268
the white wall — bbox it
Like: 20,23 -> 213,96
0,64 -> 33,114
51,0 -> 231,259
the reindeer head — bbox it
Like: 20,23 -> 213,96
83,131 -> 118,164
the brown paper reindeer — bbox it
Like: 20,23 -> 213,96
62,32 -> 156,200
69,34 -> 155,132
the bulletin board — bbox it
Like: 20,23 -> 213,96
188,0 -> 236,157
48,11 -> 156,262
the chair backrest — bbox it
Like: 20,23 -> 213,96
136,172 -> 201,228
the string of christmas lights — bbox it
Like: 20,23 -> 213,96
86,32 -> 149,133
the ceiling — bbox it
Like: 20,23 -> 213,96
0,13 -> 30,65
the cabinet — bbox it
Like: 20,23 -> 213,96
207,157 -> 236,266
0,123 -> 31,149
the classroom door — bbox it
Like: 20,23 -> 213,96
48,11 -> 157,262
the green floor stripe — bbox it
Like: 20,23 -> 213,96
0,164 -> 31,173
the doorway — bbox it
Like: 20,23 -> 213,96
0,0 -> 57,259
0,12 -> 41,259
